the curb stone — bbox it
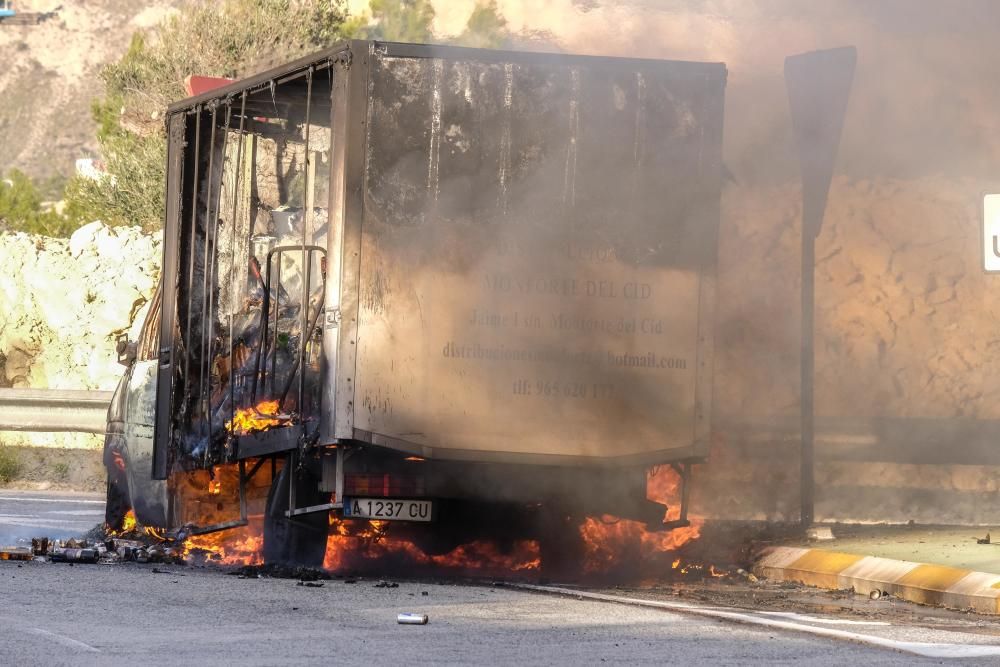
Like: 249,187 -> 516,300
754,546 -> 1000,614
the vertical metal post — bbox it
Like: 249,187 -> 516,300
299,69 -> 314,417
183,110 -> 202,403
784,46 -> 856,529
238,458 -> 247,522
270,258 -> 281,395
679,461 -> 691,523
227,92 -> 248,428
800,230 -> 816,527
201,107 -> 218,462
335,446 -> 345,504
287,450 -> 297,514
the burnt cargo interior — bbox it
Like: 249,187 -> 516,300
154,41 -> 727,479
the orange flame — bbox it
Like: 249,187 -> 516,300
121,510 -> 136,533
182,519 -> 265,565
226,400 -> 286,435
322,517 -> 540,575
129,461 -> 713,579
578,465 -> 702,575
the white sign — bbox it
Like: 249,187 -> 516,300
985,194 -> 1000,272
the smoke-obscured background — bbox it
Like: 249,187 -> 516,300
430,0 -> 1000,524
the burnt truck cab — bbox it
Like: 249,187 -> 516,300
105,41 -> 726,567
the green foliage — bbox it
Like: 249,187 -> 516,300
52,461 -> 70,480
0,446 -> 22,484
62,0 -> 515,233
350,0 -> 435,42
65,0 -> 353,232
0,169 -> 77,237
455,1 -> 510,49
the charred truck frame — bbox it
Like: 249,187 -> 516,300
105,41 -> 727,566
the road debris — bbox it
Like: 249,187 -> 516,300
806,526 -> 835,541
31,537 -> 49,555
229,563 -> 331,580
297,580 -> 325,588
976,533 -> 991,545
49,547 -> 99,564
375,580 -> 399,588
0,547 -> 32,561
397,613 -> 429,625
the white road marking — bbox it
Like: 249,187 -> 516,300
758,611 -> 890,626
27,628 -> 100,653
0,496 -> 104,505
517,585 -> 1000,659
0,517 -> 95,527
45,510 -> 104,516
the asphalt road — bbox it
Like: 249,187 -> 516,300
0,489 -> 105,542
0,562 -> 954,666
3,491 -> 1000,665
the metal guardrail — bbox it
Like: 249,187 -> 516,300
0,389 -> 111,434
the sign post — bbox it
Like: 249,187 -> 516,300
785,47 -> 856,528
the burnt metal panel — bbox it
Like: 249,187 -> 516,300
167,44 -> 349,115
235,425 -> 301,459
351,48 -> 727,464
320,53 -> 350,445
153,112 -> 187,480
329,43 -> 370,440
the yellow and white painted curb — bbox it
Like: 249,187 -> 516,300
754,546 -> 1000,614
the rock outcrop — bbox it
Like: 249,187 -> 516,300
0,222 -> 160,448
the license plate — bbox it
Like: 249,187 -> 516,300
344,498 -> 433,522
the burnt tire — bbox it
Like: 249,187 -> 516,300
263,463 -> 328,567
104,476 -> 131,531
538,507 -> 585,583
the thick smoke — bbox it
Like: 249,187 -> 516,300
439,0 -> 1000,524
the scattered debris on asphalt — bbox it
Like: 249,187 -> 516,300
375,580 -> 399,588
229,563 -> 331,580
805,526 -> 835,541
297,580 -> 325,588
0,547 -> 32,561
976,533 -> 991,545
397,613 -> 429,625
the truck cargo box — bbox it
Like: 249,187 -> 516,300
154,41 -> 727,478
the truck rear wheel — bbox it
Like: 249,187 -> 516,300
104,476 -> 131,532
538,507 -> 585,582
263,463 -> 329,567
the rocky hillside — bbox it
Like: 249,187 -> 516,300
0,222 -> 160,449
0,0 -> 179,182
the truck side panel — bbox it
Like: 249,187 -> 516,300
349,46 -> 726,463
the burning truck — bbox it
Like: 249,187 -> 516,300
104,40 -> 727,571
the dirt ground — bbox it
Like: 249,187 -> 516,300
0,444 -> 103,492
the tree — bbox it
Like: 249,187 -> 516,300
65,0 -> 353,231
0,169 -> 76,236
345,0 -> 436,43
455,1 -> 510,49
63,0 -> 515,234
